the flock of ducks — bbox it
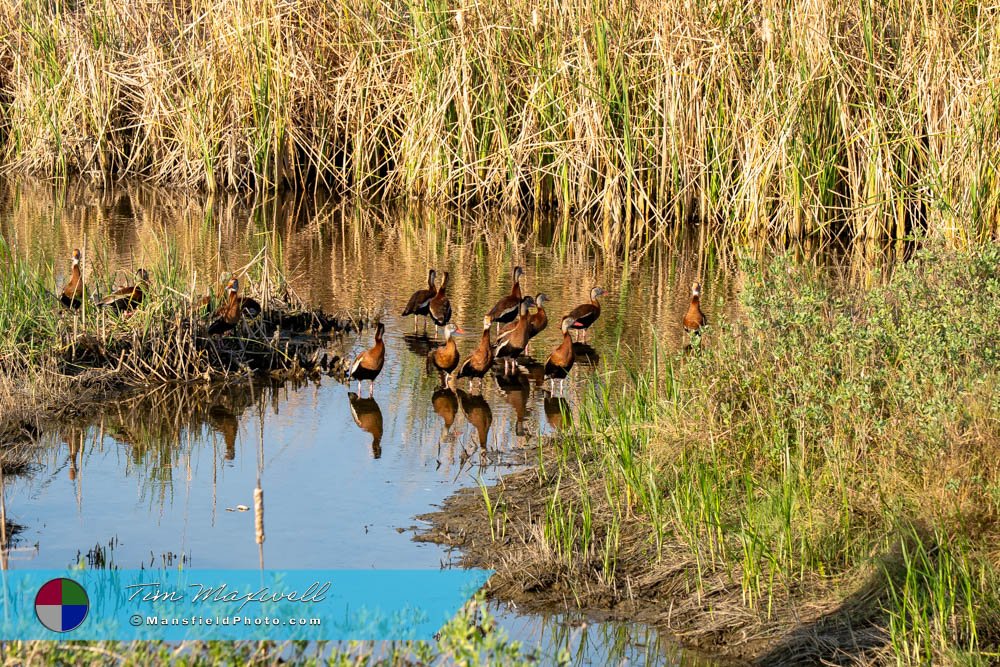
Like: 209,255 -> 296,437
58,248 -> 262,334
56,249 -> 707,403
348,265 -> 707,399
59,248 -> 150,312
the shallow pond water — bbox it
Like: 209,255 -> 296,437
0,179 -> 901,662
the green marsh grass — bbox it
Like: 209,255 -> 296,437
0,234 -> 61,372
521,243 -> 1000,662
2,1 -> 1000,244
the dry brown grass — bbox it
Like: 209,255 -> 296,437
1,0 -> 999,244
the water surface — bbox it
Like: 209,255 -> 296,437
0,179 -> 785,662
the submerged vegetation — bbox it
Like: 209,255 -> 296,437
427,243 -> 1000,664
2,0 -> 1000,244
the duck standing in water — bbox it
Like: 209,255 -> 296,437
544,316 -> 576,394
683,281 -> 706,334
97,268 -> 148,312
428,272 -> 452,336
60,249 -> 84,309
527,293 -> 549,338
348,322 -> 386,397
486,266 -> 525,334
428,323 -> 463,384
494,296 -> 536,375
500,292 -> 548,354
563,287 -> 605,342
401,269 -> 437,331
457,315 -> 494,392
207,277 -> 242,335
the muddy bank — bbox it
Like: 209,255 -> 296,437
419,462 -> 895,665
0,304 -> 366,475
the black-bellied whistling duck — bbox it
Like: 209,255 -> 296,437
428,322 -> 463,382
348,392 -> 384,458
528,293 -> 549,339
401,269 -> 437,331
544,316 -> 576,394
494,296 -> 535,374
207,277 -> 242,335
486,266 -> 525,333
683,281 -> 707,334
429,272 -> 452,336
500,292 -> 548,354
228,274 -> 261,317
348,322 -> 386,397
197,274 -> 263,318
457,315 -> 494,391
205,275 -> 260,320
198,272 -> 230,315
457,388 -> 492,448
564,286 -> 606,342
98,268 -> 148,312
60,249 -> 84,309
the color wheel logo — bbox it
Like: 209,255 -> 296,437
35,578 -> 89,633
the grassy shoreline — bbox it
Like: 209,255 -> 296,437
0,232 -> 360,457
2,0 -> 1000,244
422,242 -> 1000,664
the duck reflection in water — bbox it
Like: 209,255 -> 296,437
402,332 -> 435,358
457,388 -> 492,449
432,386 -> 459,438
518,357 -> 547,388
348,392 -> 384,459
570,342 -> 600,367
208,404 -> 239,461
495,370 -> 530,437
543,392 -> 572,430
63,428 -> 83,482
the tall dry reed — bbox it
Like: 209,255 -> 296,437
1,0 -> 998,245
